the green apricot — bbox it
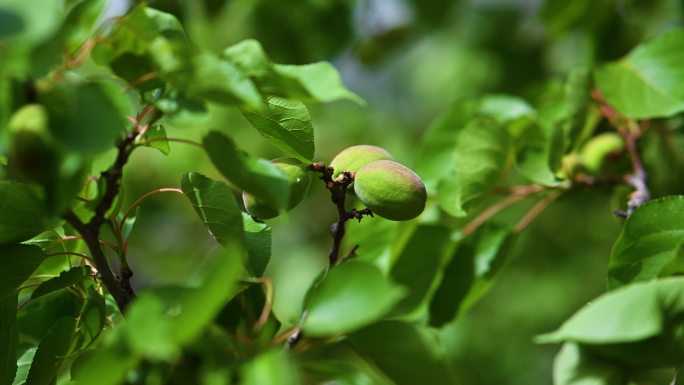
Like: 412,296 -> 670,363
580,132 -> 624,173
243,158 -> 312,219
353,160 -> 427,221
329,145 -> 393,178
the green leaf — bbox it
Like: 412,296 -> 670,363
414,102 -> 473,190
72,286 -> 106,351
553,344 -> 626,385
596,29 -> 684,119
26,317 -> 77,385
170,243 -> 244,344
272,63 -> 363,105
437,117 -> 511,217
137,123 -> 170,155
70,331 -> 138,385
302,261 -> 405,336
222,39 -> 272,78
560,68 -> 592,151
154,93 -> 207,128
124,293 -> 180,361
0,0 -> 61,46
608,196 -> 684,289
60,0 -> 107,53
39,81 -> 131,153
18,289 -> 82,343
11,347 -> 36,385
536,277 -> 684,344
415,95 -> 534,191
389,225 -> 453,316
0,181 -> 45,245
31,266 -> 91,299
203,131 -> 291,210
0,244 -> 45,299
242,213 -> 272,277
223,39 -> 362,105
429,224 -> 516,327
349,321 -> 457,385
0,295 -> 18,385
180,172 -> 244,247
241,97 -> 315,162
516,121 -> 564,186
186,53 -> 262,110
240,349 -> 301,385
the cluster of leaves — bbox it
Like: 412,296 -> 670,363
1,1 -> 684,385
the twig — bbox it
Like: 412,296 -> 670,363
240,277 -> 275,331
63,211 -> 130,312
119,188 -> 184,232
308,162 -> 373,266
514,190 -> 561,233
46,252 -> 94,263
139,137 -> 204,149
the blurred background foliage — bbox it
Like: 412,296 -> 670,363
45,0 -> 684,383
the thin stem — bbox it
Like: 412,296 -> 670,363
119,188 -> 184,232
60,236 -> 119,255
46,252 -> 94,263
140,137 -> 204,149
464,184 -> 544,236
514,190 -> 562,233
240,277 -> 274,331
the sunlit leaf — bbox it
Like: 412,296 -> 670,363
31,266 -> 91,299
181,172 -> 244,247
242,213 -> 271,277
437,117 -> 511,217
241,97 -> 315,162
302,261 -> 404,336
608,196 -> 684,289
596,29 -> 684,119
137,123 -> 170,155
240,349 -> 300,385
552,343 -> 626,385
203,131 -> 290,210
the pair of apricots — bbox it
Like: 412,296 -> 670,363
243,145 -> 427,221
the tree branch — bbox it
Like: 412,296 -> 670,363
308,162 -> 373,266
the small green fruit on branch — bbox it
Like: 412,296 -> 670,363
354,160 -> 427,221
243,158 -> 312,219
329,144 -> 394,178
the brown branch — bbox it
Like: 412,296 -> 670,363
59,116 -> 148,312
63,211 -> 130,312
308,162 -> 373,266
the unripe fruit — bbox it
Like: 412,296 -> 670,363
329,145 -> 393,178
354,160 -> 426,221
580,132 -> 624,173
243,158 -> 311,219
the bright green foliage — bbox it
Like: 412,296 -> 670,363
438,117 -> 511,217
1,1 -> 684,384
596,29 -> 684,119
302,261 -> 405,336
242,158 -> 312,219
608,196 -> 684,289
